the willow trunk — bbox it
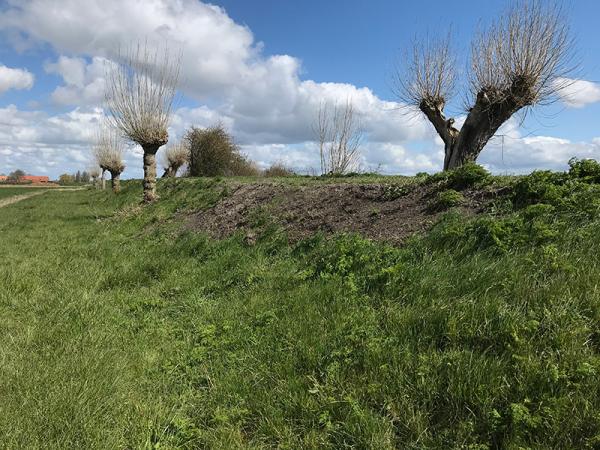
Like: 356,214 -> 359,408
162,166 -> 176,178
110,171 -> 121,193
142,145 -> 160,203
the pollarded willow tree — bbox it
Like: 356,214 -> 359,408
92,125 -> 126,193
105,43 -> 180,202
161,140 -> 190,178
394,1 -> 575,170
88,166 -> 101,189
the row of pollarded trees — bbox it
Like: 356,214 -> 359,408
97,1 -> 575,202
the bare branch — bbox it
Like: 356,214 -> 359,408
88,166 -> 101,179
393,33 -> 458,144
314,99 -> 363,175
92,123 -> 126,174
105,41 -> 180,148
393,32 -> 456,109
469,1 -> 575,109
161,139 -> 190,177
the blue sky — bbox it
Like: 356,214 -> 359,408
0,0 -> 599,179
213,0 -> 600,141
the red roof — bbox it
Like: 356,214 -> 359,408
21,175 -> 50,183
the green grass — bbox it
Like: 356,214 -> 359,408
216,173 -> 419,186
0,186 -> 47,199
1,172 -> 600,449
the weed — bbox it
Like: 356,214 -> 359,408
429,189 -> 465,211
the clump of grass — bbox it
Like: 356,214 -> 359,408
382,184 -> 411,200
429,188 -> 465,211
427,162 -> 491,190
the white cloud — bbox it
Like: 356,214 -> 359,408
0,0 -> 428,148
0,0 -> 598,178
555,78 -> 600,108
480,134 -> 600,173
0,105 -> 116,178
44,56 -> 111,105
0,64 -> 34,94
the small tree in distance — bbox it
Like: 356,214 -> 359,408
186,124 -> 258,177
93,125 -> 126,193
314,100 -> 363,175
161,140 -> 190,178
394,1 -> 575,171
89,166 -> 101,188
105,42 -> 180,202
8,169 -> 25,183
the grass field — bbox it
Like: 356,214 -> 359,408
0,186 -> 48,200
1,170 -> 600,449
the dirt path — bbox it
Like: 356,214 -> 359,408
0,188 -> 84,209
0,190 -> 48,209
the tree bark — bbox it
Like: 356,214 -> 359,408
110,171 -> 121,193
101,169 -> 106,190
142,145 -> 160,203
423,80 -> 532,171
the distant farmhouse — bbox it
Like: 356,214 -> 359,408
0,174 -> 51,184
21,175 -> 50,184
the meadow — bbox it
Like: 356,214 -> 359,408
0,186 -> 48,200
1,166 -> 600,449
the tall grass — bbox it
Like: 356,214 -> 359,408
0,172 -> 599,448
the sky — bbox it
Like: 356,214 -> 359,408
0,0 -> 599,179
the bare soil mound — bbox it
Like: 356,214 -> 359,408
188,182 -> 497,244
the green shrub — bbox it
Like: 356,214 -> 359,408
382,184 -> 410,200
512,170 -> 569,208
426,162 -> 490,190
429,189 -> 465,211
264,163 -> 295,177
568,157 -> 600,182
186,124 -> 258,176
447,162 -> 490,189
297,234 -> 402,295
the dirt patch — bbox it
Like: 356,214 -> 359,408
187,182 -> 496,244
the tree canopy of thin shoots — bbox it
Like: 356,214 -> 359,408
314,100 -> 363,175
105,42 -> 181,202
88,166 -> 101,188
394,1 -> 575,170
161,140 -> 190,177
92,124 -> 126,193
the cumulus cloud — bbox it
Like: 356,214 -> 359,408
0,64 -> 34,94
44,56 -> 111,105
480,135 -> 600,174
555,78 -> 600,108
0,0 -> 598,177
0,104 -> 142,178
0,0 -> 429,148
